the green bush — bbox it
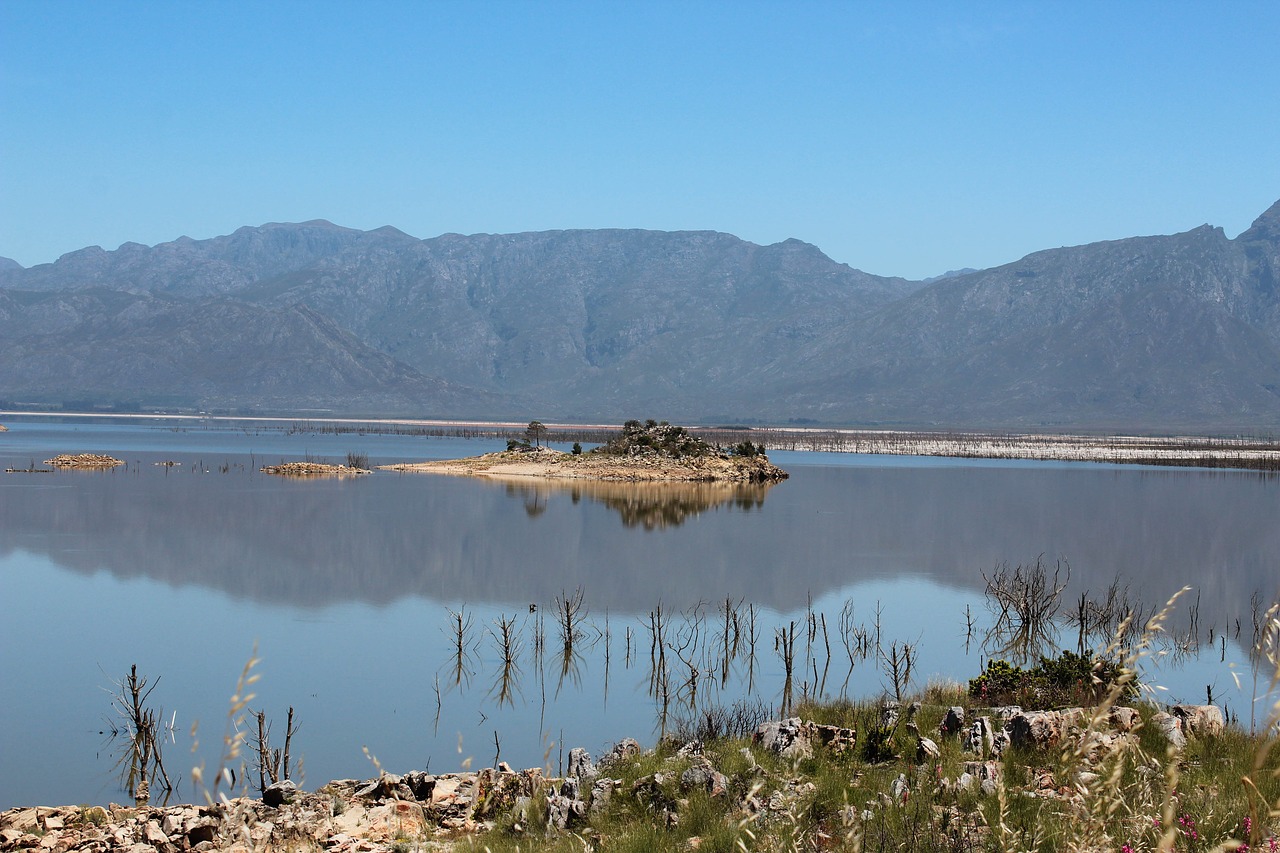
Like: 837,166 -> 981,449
968,650 -> 1133,708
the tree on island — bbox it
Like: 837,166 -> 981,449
526,420 -> 548,448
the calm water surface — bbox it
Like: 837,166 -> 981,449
1,419 -> 1277,808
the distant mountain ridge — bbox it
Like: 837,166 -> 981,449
3,200 -> 1279,430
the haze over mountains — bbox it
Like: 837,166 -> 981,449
3,198 -> 1280,430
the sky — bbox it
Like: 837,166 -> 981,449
1,1 -> 1278,280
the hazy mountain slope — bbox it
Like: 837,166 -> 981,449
0,287 -> 501,414
238,229 -> 918,396
768,203 -> 1280,427
2,199 -> 1279,428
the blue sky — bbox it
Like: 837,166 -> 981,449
2,1 -> 1278,279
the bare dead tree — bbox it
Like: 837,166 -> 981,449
252,706 -> 299,789
105,664 -> 173,804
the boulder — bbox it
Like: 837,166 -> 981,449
588,778 -> 616,813
940,706 -> 966,738
598,738 -> 642,770
963,716 -> 990,755
916,734 -> 940,763
1151,712 -> 1187,749
1107,706 -> 1140,732
1009,709 -> 1084,749
890,773 -> 909,804
1172,704 -> 1224,737
752,718 -> 813,759
679,760 -> 728,797
262,779 -> 298,807
964,760 -> 1002,796
567,747 -> 598,782
810,723 -> 857,755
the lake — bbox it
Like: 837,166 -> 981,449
1,418 -> 1277,809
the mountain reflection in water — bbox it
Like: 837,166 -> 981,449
498,478 -> 772,529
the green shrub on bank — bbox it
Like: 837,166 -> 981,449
968,649 -> 1133,708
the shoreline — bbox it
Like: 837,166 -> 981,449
3,411 -> 1280,471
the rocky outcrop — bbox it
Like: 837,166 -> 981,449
43,454 -> 125,468
751,717 -> 857,759
259,462 -> 370,477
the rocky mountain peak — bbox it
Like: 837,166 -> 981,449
1238,198 -> 1280,244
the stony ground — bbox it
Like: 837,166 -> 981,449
0,702 -> 1240,853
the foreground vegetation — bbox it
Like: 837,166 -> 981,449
448,591 -> 1280,853
453,693 -> 1278,853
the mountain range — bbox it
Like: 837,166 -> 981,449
3,198 -> 1279,430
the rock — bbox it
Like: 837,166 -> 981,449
1152,712 -> 1187,749
631,773 -> 676,812
680,760 -> 728,797
567,747 -> 598,782
963,760 -> 1002,796
890,773 -> 909,804
940,706 -> 966,737
879,702 -> 901,729
675,740 -> 704,758
810,723 -> 857,755
1172,704 -> 1224,737
4,808 -> 40,831
916,734 -> 940,763
161,813 -> 183,836
1009,709 -> 1084,749
598,738 -> 642,769
963,717 -> 995,756
588,778 -> 615,813
990,705 -> 1023,722
143,819 -> 171,850
263,779 -> 298,807
1108,706 -> 1140,732
992,728 -> 1011,756
401,771 -> 436,800
752,718 -> 813,759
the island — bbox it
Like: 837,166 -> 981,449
260,462 -> 370,477
380,419 -> 789,483
44,453 -> 125,468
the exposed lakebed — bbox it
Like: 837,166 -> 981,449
1,418 -> 1277,809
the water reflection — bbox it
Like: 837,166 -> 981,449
2,446 -> 1279,618
496,478 -> 774,529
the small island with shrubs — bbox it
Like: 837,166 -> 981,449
381,419 -> 789,483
